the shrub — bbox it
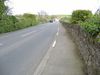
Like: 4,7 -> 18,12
71,10 -> 92,24
0,15 -> 18,33
0,0 -> 40,33
0,14 -> 39,33
80,16 -> 100,38
60,16 -> 71,23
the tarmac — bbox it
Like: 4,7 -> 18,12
34,24 -> 85,75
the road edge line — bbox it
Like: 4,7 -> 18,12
33,42 -> 53,75
33,24 -> 59,75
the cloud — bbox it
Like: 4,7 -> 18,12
9,0 -> 99,15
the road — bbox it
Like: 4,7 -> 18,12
0,22 -> 58,75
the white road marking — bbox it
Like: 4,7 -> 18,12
33,36 -> 57,75
33,24 -> 59,75
33,44 -> 53,75
56,24 -> 59,36
3,36 -> 8,38
21,31 -> 36,37
56,32 -> 59,36
58,25 -> 59,32
52,40 -> 56,48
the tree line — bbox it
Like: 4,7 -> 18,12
0,0 -> 50,33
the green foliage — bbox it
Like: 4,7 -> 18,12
0,0 -> 44,34
21,13 -> 37,25
0,15 -> 18,33
0,13 -> 39,33
0,0 -> 7,19
0,0 -> 6,13
80,16 -> 100,38
23,13 -> 36,21
71,10 -> 92,24
60,16 -> 71,23
70,10 -> 100,39
38,15 -> 48,23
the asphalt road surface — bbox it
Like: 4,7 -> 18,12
0,22 -> 58,75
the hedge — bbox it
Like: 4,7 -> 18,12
71,10 -> 92,24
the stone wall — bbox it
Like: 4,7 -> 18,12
61,22 -> 100,75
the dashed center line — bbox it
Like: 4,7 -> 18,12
3,36 -> 8,38
52,40 -> 56,48
33,24 -> 59,75
56,32 -> 59,36
21,31 -> 36,37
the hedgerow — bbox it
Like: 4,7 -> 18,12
80,16 -> 100,38
71,10 -> 92,24
0,0 -> 40,33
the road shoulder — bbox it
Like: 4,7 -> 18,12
34,24 -> 85,75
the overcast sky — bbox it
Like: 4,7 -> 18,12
8,0 -> 99,15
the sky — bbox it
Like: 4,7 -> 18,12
8,0 -> 99,15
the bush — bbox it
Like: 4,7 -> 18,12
80,16 -> 100,38
60,16 -> 71,23
0,14 -> 39,33
71,10 -> 92,24
0,0 -> 40,33
0,15 -> 18,33
15,13 -> 38,29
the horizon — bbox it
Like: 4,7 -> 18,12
8,0 -> 99,15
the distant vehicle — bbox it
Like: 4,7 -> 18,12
49,20 -> 53,23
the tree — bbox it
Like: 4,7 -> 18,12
23,13 -> 36,21
0,0 -> 8,19
71,10 -> 92,24
38,10 -> 49,23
